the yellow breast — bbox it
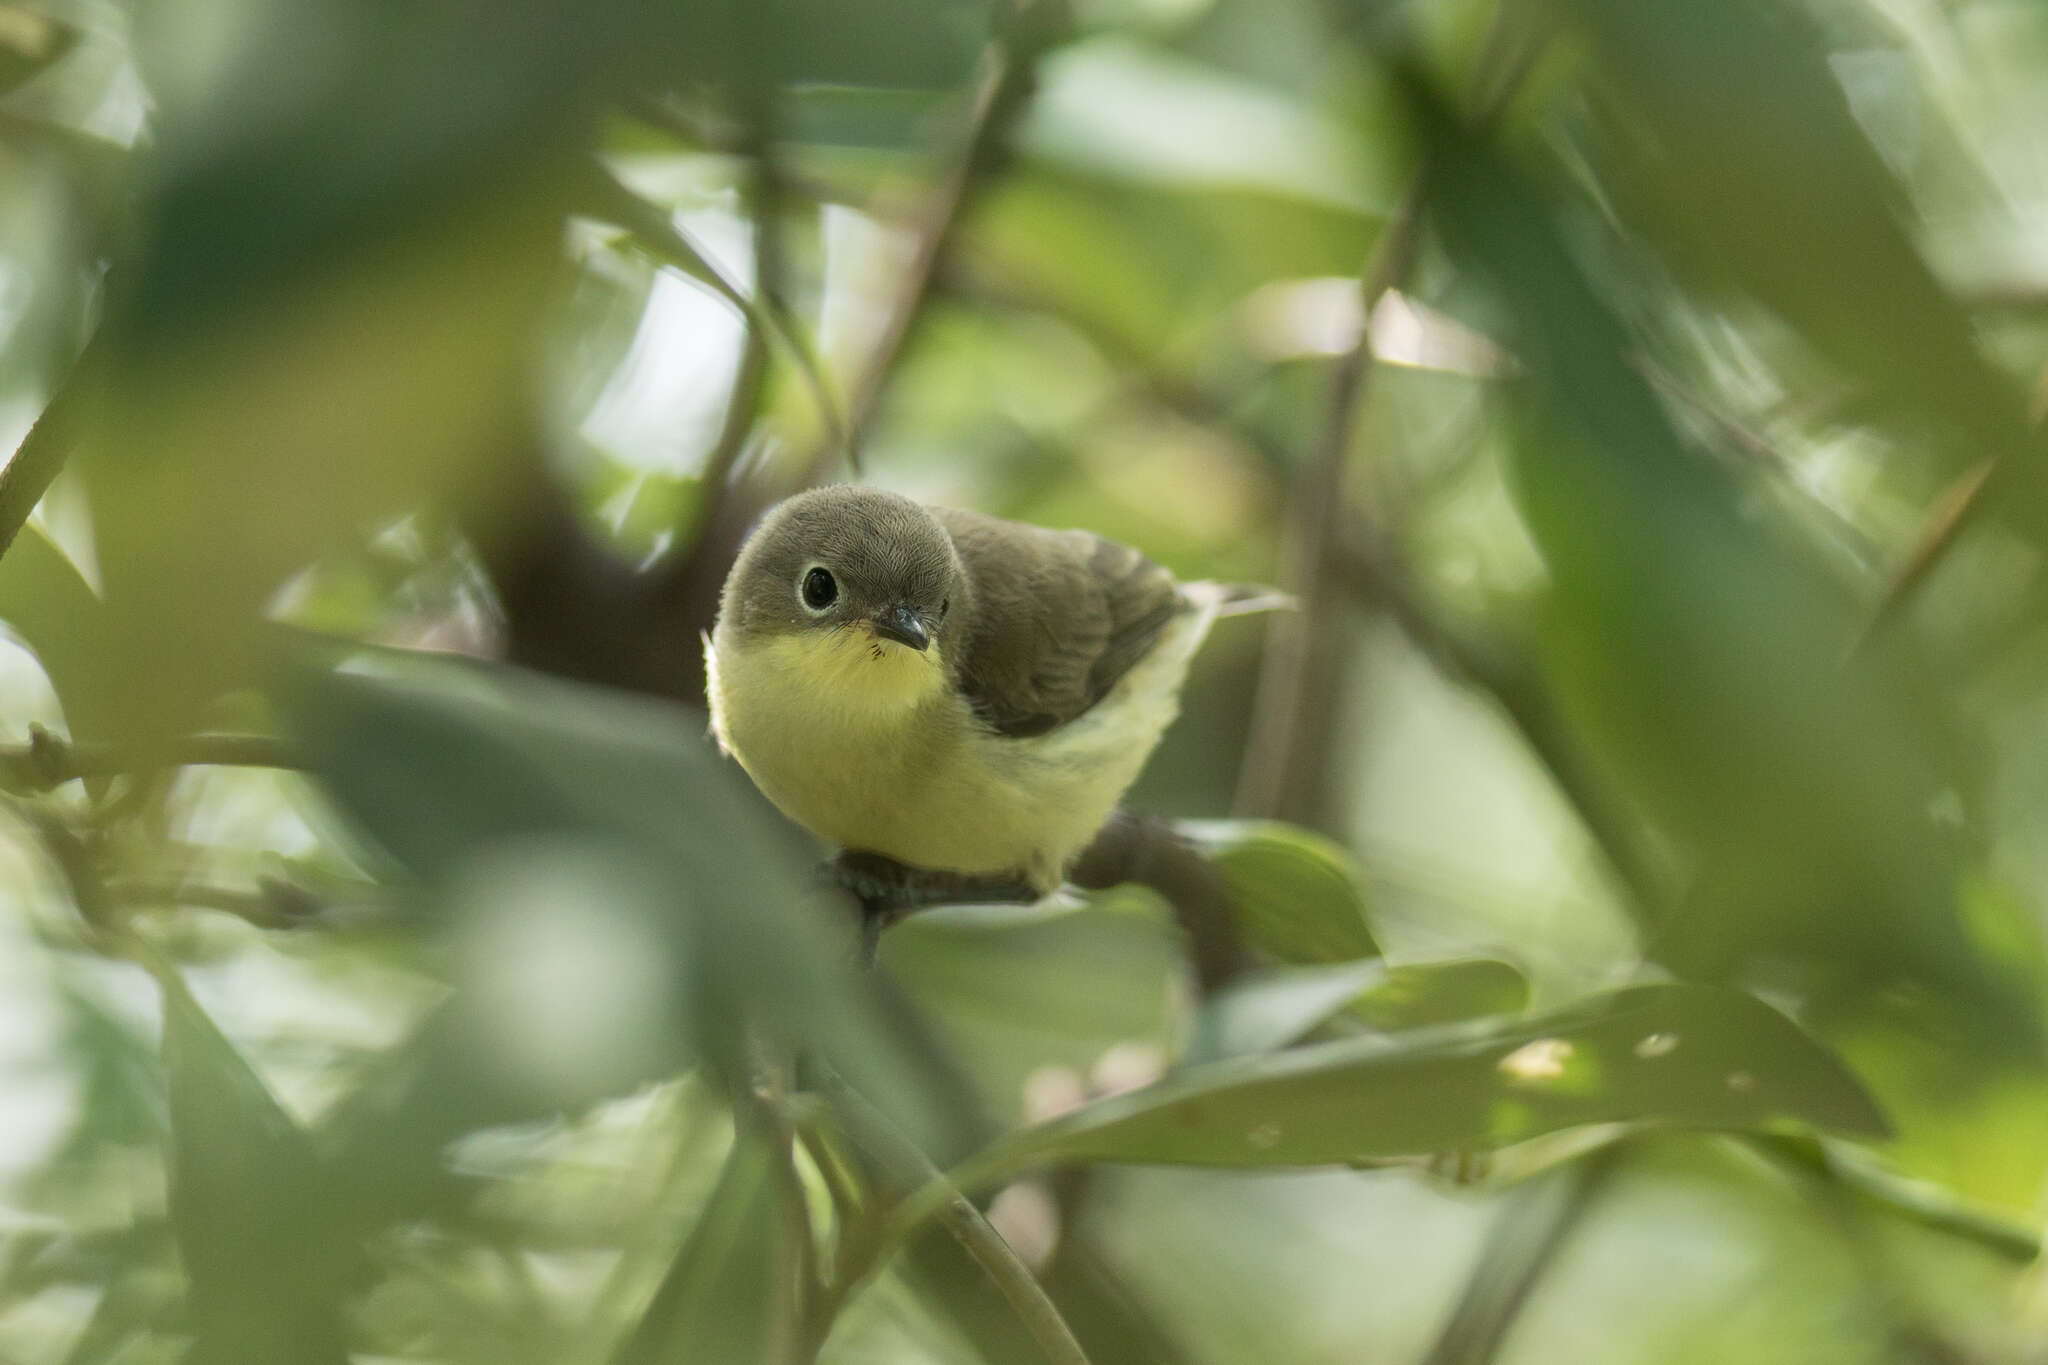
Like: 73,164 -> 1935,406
705,604 -> 1216,890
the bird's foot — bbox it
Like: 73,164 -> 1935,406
819,851 -> 1039,960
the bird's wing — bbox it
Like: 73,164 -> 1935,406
933,507 -> 1186,738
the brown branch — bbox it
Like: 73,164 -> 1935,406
1231,3 -> 1537,822
800,47 -> 1011,486
1232,174 -> 1428,821
1068,810 -> 1248,994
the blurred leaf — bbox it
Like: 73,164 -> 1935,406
974,984 -> 1887,1171
0,6 -> 75,96
283,658 -> 976,1161
1354,957 -> 1529,1030
1190,960 -> 1391,1062
1016,36 -> 1387,209
159,967 -> 351,1365
961,163 -> 1378,370
1413,94 -> 2028,1036
768,0 -> 990,91
612,1130 -> 798,1365
1178,819 -> 1377,963
1188,956 -> 1529,1063
0,522 -> 115,741
881,896 -> 1181,1126
1556,0 -> 2034,491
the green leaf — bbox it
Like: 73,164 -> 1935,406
0,523 -> 116,741
1017,36 -> 1390,210
879,894 -> 1182,1125
612,1131 -> 798,1365
1353,958 -> 1530,1031
159,967 -> 351,1365
1555,0 -> 2032,490
963,164 -> 1378,371
1187,956 -> 1530,1063
283,658 -> 975,1161
0,7 -> 75,96
1416,96 -> 2030,1043
1178,819 -> 1377,964
976,984 -> 1887,1171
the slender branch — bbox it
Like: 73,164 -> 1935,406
1756,1135 -> 2040,1264
1233,2 -> 1535,820
0,336 -> 96,566
1418,1146 -> 1621,1365
0,725 -> 300,793
798,46 -> 1011,486
820,1070 -> 1092,1365
579,163 -> 849,479
1232,175 -> 1428,821
101,874 -> 378,929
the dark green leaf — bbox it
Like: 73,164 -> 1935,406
1416,96 -> 2032,1042
980,984 -> 1887,1171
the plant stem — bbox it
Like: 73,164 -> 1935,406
1418,1146 -> 1621,1365
799,45 -> 1011,486
1232,172 -> 1427,820
821,1073 -> 1092,1365
0,726 -> 300,793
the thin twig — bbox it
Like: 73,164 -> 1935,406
1232,3 -> 1534,820
799,47 -> 1011,486
1755,1135 -> 2040,1264
0,726 -> 300,793
820,1070 -> 1092,1365
1233,174 -> 1429,819
1418,1146 -> 1621,1365
580,163 -> 849,475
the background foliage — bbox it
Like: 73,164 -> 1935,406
2,0 -> 2048,1360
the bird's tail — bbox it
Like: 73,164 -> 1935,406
1185,581 -> 1299,617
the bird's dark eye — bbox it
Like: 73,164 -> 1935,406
940,597 -> 950,619
801,566 -> 838,611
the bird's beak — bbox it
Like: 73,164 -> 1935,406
871,604 -> 930,652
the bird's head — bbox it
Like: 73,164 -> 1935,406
716,484 -> 969,707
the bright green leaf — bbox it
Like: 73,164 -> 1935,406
1178,819 -> 1377,964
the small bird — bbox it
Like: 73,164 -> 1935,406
705,485 -> 1275,916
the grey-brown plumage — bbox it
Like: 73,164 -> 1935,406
704,484 -> 1269,894
931,507 -> 1182,737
